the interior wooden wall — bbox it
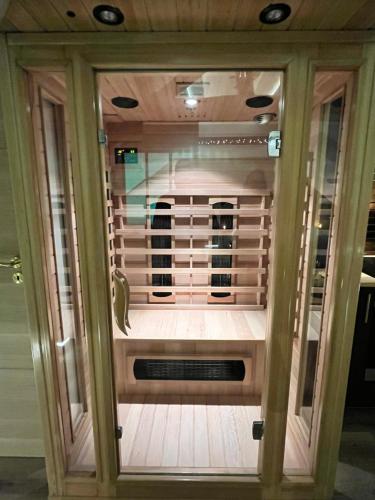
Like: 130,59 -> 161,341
0,99 -> 43,456
106,121 -> 273,308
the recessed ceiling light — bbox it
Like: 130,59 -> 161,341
111,97 -> 139,109
254,113 -> 277,125
93,5 -> 124,25
185,98 -> 198,109
246,96 -> 273,108
259,3 -> 291,24
66,10 -> 76,18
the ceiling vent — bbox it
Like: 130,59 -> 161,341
176,81 -> 209,98
254,112 -> 277,124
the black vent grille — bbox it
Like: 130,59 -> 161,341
133,359 -> 245,381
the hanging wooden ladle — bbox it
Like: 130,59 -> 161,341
113,269 -> 131,335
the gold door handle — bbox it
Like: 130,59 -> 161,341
0,256 -> 22,269
0,256 -> 23,284
113,269 -> 131,336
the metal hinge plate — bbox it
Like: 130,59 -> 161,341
252,420 -> 264,440
115,425 -> 123,440
98,129 -> 108,145
268,130 -> 281,157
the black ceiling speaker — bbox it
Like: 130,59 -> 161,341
246,96 -> 273,108
111,96 -> 139,109
259,3 -> 291,24
93,5 -> 124,25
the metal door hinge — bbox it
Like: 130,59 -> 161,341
268,130 -> 281,157
115,425 -> 123,440
252,420 -> 264,440
98,129 -> 108,145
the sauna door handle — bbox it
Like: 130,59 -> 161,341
113,269 -> 131,336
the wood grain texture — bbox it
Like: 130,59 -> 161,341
75,396 -> 308,472
1,0 -> 374,33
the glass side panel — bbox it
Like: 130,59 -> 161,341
98,70 -> 284,475
284,71 -> 354,474
31,71 -> 95,473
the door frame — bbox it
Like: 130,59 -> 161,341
0,32 -> 375,500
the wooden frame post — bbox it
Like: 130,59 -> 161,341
66,50 -> 118,494
260,51 -> 314,491
313,43 -> 375,499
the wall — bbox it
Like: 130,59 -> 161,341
0,99 -> 43,456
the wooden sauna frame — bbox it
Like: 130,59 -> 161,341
1,31 -> 375,500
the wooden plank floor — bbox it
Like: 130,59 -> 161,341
114,310 -> 267,341
119,396 -> 260,472
72,396 -> 308,473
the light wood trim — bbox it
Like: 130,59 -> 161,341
118,248 -> 267,256
67,52 -> 117,485
114,188 -> 271,196
116,228 -> 268,237
115,208 -> 271,216
130,286 -> 264,294
260,54 -> 314,484
130,304 -> 265,311
313,45 -> 375,499
122,267 -> 266,275
7,31 -> 375,46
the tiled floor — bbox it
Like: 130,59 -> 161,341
0,408 -> 374,499
0,457 -> 48,499
332,408 -> 375,500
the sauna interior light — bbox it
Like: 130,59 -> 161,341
111,96 -> 139,108
185,98 -> 198,109
259,3 -> 291,24
93,4 -> 124,25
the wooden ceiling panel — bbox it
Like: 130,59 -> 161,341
344,0 -> 375,30
18,0 -> 70,31
206,0 -> 241,31
6,0 -> 43,32
1,0 -> 373,33
144,0 -> 180,32
316,0 -> 369,30
177,0 -> 208,31
288,0 -> 331,30
233,0 -> 264,31
52,1 -> 96,32
118,0 -> 151,32
99,71 -> 282,123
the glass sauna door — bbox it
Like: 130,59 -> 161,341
97,70 -> 289,475
284,71 -> 354,475
28,71 -> 95,473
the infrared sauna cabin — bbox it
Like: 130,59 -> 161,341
1,3 -> 375,499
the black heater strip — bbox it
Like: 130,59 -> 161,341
134,359 -> 245,381
211,202 -> 233,297
151,201 -> 172,297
